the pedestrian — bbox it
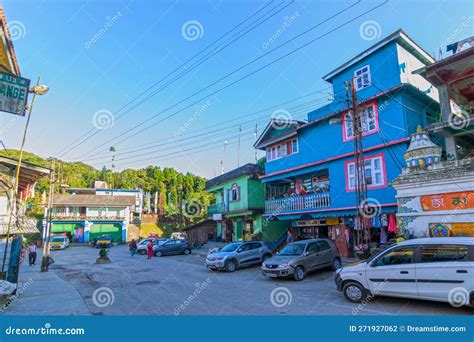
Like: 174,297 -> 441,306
20,244 -> 27,264
286,227 -> 293,244
147,240 -> 153,259
28,241 -> 37,266
129,239 -> 137,256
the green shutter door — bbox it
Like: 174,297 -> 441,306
51,223 -> 75,234
89,223 -> 122,243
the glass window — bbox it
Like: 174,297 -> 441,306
346,155 -> 385,191
373,247 -> 414,267
316,240 -> 331,251
230,184 -> 240,201
343,103 -> 377,140
421,245 -> 469,263
354,65 -> 371,90
292,139 -> 298,153
306,242 -> 319,254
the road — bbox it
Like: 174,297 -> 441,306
5,245 -> 472,316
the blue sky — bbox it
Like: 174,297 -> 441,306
1,0 -> 472,178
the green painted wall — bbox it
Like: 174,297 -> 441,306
252,215 -> 287,244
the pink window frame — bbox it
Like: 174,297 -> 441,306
341,100 -> 379,142
344,152 -> 387,192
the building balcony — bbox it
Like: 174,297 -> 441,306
265,192 -> 331,215
207,204 -> 223,215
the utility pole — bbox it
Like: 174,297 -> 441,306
41,159 -> 55,272
346,79 -> 369,247
237,125 -> 242,167
254,123 -> 258,163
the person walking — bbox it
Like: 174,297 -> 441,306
129,239 -> 137,256
146,240 -> 154,259
28,241 -> 37,266
286,227 -> 294,244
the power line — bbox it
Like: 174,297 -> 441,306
66,0 -> 367,160
56,0 -> 294,158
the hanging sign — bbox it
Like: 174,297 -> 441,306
0,72 -> 30,116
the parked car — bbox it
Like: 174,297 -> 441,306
50,235 -> 70,250
153,239 -> 191,256
95,235 -> 113,248
262,239 -> 341,281
206,241 -> 273,272
336,237 -> 474,307
137,238 -> 167,255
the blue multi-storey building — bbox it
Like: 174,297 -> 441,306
255,30 -> 439,252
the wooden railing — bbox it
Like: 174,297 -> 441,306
265,192 -> 330,214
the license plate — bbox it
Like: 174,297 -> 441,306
267,273 -> 278,278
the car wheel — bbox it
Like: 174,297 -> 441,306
293,266 -> 305,281
155,251 -> 162,257
183,249 -> 191,255
331,258 -> 342,271
225,259 -> 237,272
343,281 -> 366,303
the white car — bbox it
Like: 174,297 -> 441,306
50,235 -> 70,250
336,237 -> 474,307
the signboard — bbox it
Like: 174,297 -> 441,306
326,217 -> 340,225
421,191 -> 474,211
0,72 -> 30,116
212,213 -> 222,221
296,219 -> 326,227
429,222 -> 474,237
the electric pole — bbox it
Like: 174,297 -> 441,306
346,79 -> 369,246
41,159 -> 55,272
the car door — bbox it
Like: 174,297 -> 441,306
316,240 -> 333,267
247,242 -> 263,264
304,242 -> 320,271
365,246 -> 418,297
160,240 -> 175,255
415,244 -> 472,302
236,243 -> 253,264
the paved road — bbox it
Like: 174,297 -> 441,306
5,245 -> 473,316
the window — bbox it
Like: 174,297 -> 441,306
343,102 -> 378,141
316,240 -> 331,251
249,242 -> 262,250
354,65 -> 371,90
292,139 -> 299,153
372,247 -> 414,267
421,245 -> 469,263
306,242 -> 319,254
346,154 -> 386,191
266,138 -> 299,161
230,183 -> 240,202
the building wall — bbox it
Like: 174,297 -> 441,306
208,175 -> 262,212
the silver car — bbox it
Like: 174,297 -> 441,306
206,241 -> 273,272
137,238 -> 167,254
262,239 -> 341,281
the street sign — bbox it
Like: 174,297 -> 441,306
0,72 -> 30,116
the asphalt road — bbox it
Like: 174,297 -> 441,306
10,245 -> 473,316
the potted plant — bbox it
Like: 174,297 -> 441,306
96,248 -> 111,264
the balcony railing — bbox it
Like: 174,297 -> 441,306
50,215 -> 125,221
265,192 -> 330,214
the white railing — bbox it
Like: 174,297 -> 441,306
265,192 -> 330,214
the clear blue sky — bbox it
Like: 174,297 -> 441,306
1,0 -> 472,178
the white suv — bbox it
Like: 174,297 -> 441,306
336,237 -> 474,307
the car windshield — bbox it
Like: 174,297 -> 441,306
279,244 -> 305,256
221,243 -> 241,252
51,237 -> 64,242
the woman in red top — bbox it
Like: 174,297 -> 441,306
147,240 -> 154,259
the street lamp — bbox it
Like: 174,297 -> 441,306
29,84 -> 49,96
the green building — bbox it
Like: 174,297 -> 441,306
206,164 -> 287,248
